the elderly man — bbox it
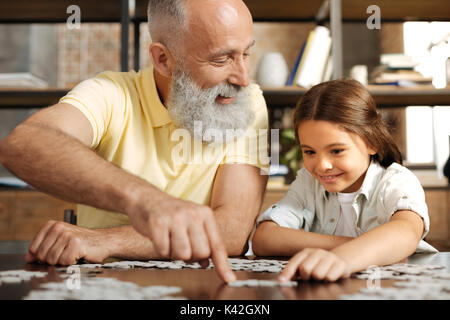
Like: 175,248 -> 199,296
0,0 -> 268,283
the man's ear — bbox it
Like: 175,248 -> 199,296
149,42 -> 175,78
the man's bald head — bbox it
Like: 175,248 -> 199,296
147,0 -> 252,58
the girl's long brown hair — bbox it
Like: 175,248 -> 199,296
293,79 -> 402,168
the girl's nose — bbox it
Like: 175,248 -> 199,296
317,156 -> 333,172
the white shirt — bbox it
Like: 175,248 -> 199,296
257,160 -> 437,253
335,191 -> 359,237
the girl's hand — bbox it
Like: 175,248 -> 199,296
278,248 -> 351,282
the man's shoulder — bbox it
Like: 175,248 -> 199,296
248,83 -> 264,103
93,69 -> 140,86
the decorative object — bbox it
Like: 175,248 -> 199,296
256,52 -> 288,87
350,65 -> 368,86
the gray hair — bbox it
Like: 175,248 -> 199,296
147,0 -> 187,53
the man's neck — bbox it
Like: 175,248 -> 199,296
153,68 -> 171,108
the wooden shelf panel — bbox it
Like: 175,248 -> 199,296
1,0 -> 449,23
0,0 -> 123,23
341,0 -> 450,22
0,88 -> 69,108
263,85 -> 450,107
243,0 -> 450,22
1,86 -> 449,108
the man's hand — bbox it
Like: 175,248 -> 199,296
25,220 -> 109,266
278,248 -> 351,283
126,193 -> 236,283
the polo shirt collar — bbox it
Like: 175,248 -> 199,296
141,66 -> 172,128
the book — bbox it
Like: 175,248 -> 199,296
321,53 -> 333,82
380,53 -> 418,70
0,73 -> 48,88
292,30 -> 315,87
286,41 -> 305,86
296,26 -> 332,88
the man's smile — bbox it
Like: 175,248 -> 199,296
216,95 -> 235,104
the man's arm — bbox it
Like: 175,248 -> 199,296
0,103 -> 235,282
0,103 -> 145,211
210,163 -> 268,256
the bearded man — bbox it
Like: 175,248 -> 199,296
0,0 -> 269,283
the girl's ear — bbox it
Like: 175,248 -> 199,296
368,145 -> 377,156
149,42 -> 175,78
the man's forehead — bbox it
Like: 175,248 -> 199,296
184,1 -> 253,54
185,0 -> 252,34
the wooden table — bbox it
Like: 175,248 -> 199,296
1,253 -> 449,301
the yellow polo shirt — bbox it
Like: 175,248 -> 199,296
59,67 -> 269,229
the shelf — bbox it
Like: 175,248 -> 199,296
0,0 -> 125,23
262,85 -> 450,107
242,0 -> 450,22
0,88 -> 69,108
133,0 -> 450,23
1,86 -> 449,109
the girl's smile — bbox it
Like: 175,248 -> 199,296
318,172 -> 344,184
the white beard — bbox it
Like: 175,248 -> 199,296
166,69 -> 255,143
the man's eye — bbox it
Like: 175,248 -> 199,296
212,57 -> 229,64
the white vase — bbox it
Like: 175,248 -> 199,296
256,52 -> 288,87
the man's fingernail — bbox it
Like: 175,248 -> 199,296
225,271 -> 236,283
279,275 -> 287,283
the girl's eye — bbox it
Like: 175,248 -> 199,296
303,150 -> 315,155
331,149 -> 344,155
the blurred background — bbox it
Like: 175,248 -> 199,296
0,0 -> 449,252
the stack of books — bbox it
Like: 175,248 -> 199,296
371,54 -> 432,87
286,25 -> 332,88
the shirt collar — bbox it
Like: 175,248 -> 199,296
359,160 -> 384,200
138,66 -> 172,128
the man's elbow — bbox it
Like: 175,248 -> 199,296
0,127 -> 21,167
0,135 -> 11,166
226,236 -> 249,256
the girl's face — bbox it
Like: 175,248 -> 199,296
298,120 -> 376,193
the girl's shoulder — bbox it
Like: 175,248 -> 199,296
376,162 -> 423,192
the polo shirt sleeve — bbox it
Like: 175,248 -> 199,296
59,72 -> 125,149
382,165 -> 430,240
222,84 -> 270,173
257,168 -> 316,231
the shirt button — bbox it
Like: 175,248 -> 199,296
330,218 -> 335,223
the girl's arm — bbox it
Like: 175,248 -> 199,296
252,221 -> 354,256
331,210 -> 424,272
278,210 -> 424,282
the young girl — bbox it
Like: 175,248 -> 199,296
252,79 -> 437,283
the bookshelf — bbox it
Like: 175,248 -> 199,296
0,0 -> 449,109
263,85 -> 450,108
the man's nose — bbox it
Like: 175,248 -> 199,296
228,57 -> 250,87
